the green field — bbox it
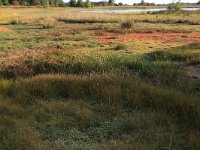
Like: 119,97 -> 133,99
0,8 -> 200,150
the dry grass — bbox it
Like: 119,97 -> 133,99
39,17 -> 58,29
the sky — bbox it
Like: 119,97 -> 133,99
66,0 -> 199,5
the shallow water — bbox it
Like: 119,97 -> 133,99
79,8 -> 200,13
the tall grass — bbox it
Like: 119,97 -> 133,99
39,17 -> 57,29
0,79 -> 12,96
1,73 -> 199,149
56,12 -> 200,25
8,74 -> 200,129
0,50 -> 188,90
57,13 -> 121,24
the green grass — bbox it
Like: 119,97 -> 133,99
144,43 -> 200,65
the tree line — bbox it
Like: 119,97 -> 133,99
67,0 -> 115,7
1,0 -> 199,7
0,0 -> 115,7
68,0 -> 91,7
0,0 -> 65,7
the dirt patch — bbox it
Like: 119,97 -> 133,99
0,27 -> 10,32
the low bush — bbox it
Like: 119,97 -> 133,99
9,19 -> 24,25
167,3 -> 181,11
40,17 -> 57,29
113,44 -> 127,50
121,20 -> 133,29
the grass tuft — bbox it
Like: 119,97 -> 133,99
121,20 -> 133,29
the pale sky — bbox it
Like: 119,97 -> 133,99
66,0 -> 199,5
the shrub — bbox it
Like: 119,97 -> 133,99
40,17 -> 57,29
9,19 -> 23,25
0,79 -> 12,96
167,3 -> 181,11
0,0 -> 3,6
113,44 -> 126,51
121,20 -> 133,29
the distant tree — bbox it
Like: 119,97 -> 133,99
85,0 -> 91,7
12,0 -> 20,5
141,0 -> 145,5
58,0 -> 65,6
45,0 -> 49,7
28,0 -> 34,5
3,0 -> 10,5
55,0 -> 58,6
197,0 -> 200,5
118,2 -> 123,6
20,0 -> 28,6
168,0 -> 181,10
108,0 -> 114,6
34,0 -> 40,5
76,0 -> 83,7
49,0 -> 54,6
0,0 -> 3,5
40,0 -> 44,6
48,0 -> 64,6
69,0 -> 76,7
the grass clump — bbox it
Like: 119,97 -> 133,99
167,3 -> 181,11
113,44 -> 127,51
121,20 -> 133,29
9,19 -> 24,25
57,13 -> 120,24
0,79 -> 12,96
40,17 -> 57,29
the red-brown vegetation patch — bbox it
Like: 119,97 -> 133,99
95,31 -> 116,43
97,32 -> 200,44
119,32 -> 200,43
0,27 -> 10,32
97,35 -> 113,43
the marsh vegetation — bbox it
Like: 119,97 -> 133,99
0,8 -> 200,150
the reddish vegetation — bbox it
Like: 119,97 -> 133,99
97,32 -> 200,44
0,27 -> 9,32
97,36 -> 113,43
120,32 -> 200,43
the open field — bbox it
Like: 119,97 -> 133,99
0,8 -> 200,149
